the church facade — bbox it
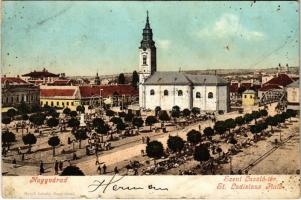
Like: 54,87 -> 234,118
138,12 -> 230,112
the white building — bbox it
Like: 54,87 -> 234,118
286,80 -> 299,111
138,12 -> 229,112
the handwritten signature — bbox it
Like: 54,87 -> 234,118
88,174 -> 168,193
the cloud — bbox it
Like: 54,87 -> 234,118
198,13 -> 265,41
157,39 -> 171,49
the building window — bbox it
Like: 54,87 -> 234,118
16,96 -> 19,102
196,92 -> 201,98
21,95 -> 24,102
164,90 -> 169,96
11,97 -> 14,103
250,95 -> 253,99
71,102 -> 74,106
51,102 -> 54,106
41,102 -> 43,106
62,102 -> 65,107
67,102 -> 69,106
178,90 -> 183,96
57,102 -> 59,106
150,89 -> 155,95
143,55 -> 147,65
46,101 -> 48,105
208,92 -> 213,99
244,95 -> 247,98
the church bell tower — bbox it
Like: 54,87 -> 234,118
139,11 -> 157,84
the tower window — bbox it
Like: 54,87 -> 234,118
196,92 -> 201,98
164,90 -> 169,96
143,55 -> 147,65
150,89 -> 155,95
178,90 -> 183,96
208,92 -> 213,99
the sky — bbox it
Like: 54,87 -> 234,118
1,1 -> 299,76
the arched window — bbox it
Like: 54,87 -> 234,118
143,55 -> 147,65
208,92 -> 213,99
150,89 -> 155,95
164,90 -> 169,96
178,90 -> 183,96
196,92 -> 201,98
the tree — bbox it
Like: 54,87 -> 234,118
224,118 -> 236,134
155,106 -> 161,117
118,73 -> 125,84
30,104 -> 41,113
145,116 -> 158,131
29,113 -> 45,130
68,118 -> 80,132
235,116 -> 245,128
70,111 -> 78,118
259,109 -> 268,118
131,70 -> 139,89
159,110 -> 170,123
167,136 -> 184,152
266,116 -> 278,132
2,117 -> 11,129
250,125 -> 261,135
187,129 -> 202,145
182,108 -> 191,118
171,106 -> 181,122
110,117 -> 123,125
76,105 -> 85,114
22,114 -> 29,121
48,136 -> 60,157
106,109 -> 115,118
73,129 -> 87,149
244,113 -> 253,124
214,121 -> 227,136
203,127 -> 214,139
60,166 -> 85,176
251,111 -> 261,124
2,131 -> 16,149
116,122 -> 127,133
124,112 -> 134,123
238,86 -> 246,96
194,145 -> 210,163
63,107 -> 71,115
191,107 -> 200,116
7,108 -> 17,119
286,109 -> 297,121
95,124 -> 110,135
47,117 -> 59,133
132,117 -> 144,131
22,133 -> 37,153
146,140 -> 164,159
47,107 -> 59,118
92,118 -> 104,128
118,111 -> 127,118
17,101 -> 30,115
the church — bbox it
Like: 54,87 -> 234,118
138,12 -> 230,112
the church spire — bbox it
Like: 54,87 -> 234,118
140,11 -> 155,49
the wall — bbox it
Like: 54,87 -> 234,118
40,98 -> 81,111
242,93 -> 255,106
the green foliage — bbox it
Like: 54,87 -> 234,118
167,136 -> 184,152
22,114 -> 29,121
187,129 -> 202,145
110,117 -> 123,125
259,109 -> 268,117
116,122 -> 127,131
194,145 -> 210,162
7,108 -> 17,118
48,136 -> 60,147
191,107 -> 200,115
224,118 -> 236,130
29,113 -> 46,126
17,101 -> 30,115
106,109 -> 115,117
132,117 -> 144,129
182,108 -> 191,117
145,116 -> 158,128
47,117 -> 59,128
2,131 -> 16,146
63,107 -> 71,115
159,110 -> 170,122
235,116 -> 245,126
146,140 -> 164,159
118,73 -> 126,84
70,111 -> 78,118
118,111 -> 127,118
22,133 -> 37,148
131,70 -> 139,88
92,118 -> 104,128
2,117 -> 11,125
60,166 -> 85,176
203,127 -> 214,138
95,124 -> 110,135
244,113 -> 253,124
155,106 -> 161,116
124,112 -> 134,123
68,118 -> 80,128
214,121 -> 227,135
76,105 -> 85,114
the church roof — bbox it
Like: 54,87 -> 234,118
143,71 -> 228,86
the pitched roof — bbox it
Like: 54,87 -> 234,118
40,89 -> 76,97
143,71 -> 228,86
287,80 -> 299,88
1,77 -> 28,84
243,89 -> 256,94
22,69 -> 59,78
79,85 -> 138,98
263,73 -> 293,87
258,84 -> 282,91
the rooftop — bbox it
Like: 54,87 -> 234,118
22,68 -> 59,78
